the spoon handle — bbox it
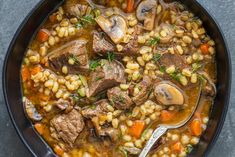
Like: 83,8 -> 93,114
139,126 -> 168,157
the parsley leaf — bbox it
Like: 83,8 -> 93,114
80,15 -> 95,24
76,23 -> 83,29
95,76 -> 102,81
198,74 -> 207,86
119,147 -> 128,157
186,144 -> 193,154
169,72 -> 182,81
152,53 -> 162,62
192,62 -> 202,72
89,60 -> 101,71
76,14 -> 96,28
159,66 -> 166,73
70,94 -> 81,102
147,37 -> 160,46
69,55 -> 80,65
107,52 -> 115,62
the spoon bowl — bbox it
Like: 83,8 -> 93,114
139,84 -> 202,157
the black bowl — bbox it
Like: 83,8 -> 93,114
2,0 -> 231,157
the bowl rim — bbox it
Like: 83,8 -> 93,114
2,0 -> 232,157
189,1 -> 231,156
2,0 -> 64,156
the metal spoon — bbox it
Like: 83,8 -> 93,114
139,84 -> 202,157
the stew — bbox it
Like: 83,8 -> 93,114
21,0 -> 217,156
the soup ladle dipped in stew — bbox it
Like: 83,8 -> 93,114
139,82 -> 202,157
21,0 -> 217,156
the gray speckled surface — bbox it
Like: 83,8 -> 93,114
0,0 -> 234,157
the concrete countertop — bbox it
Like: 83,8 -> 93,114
0,0 -> 234,157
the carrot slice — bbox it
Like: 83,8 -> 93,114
54,145 -> 64,156
21,66 -> 30,82
160,110 -> 175,122
34,123 -> 44,135
49,14 -> 57,23
129,120 -> 145,138
200,43 -> 209,55
190,118 -> 202,136
38,93 -> 50,101
30,66 -> 42,75
172,142 -> 182,153
126,0 -> 135,13
37,29 -> 50,42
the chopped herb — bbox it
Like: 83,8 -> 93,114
76,23 -> 83,29
89,60 -> 101,71
69,55 -> 80,65
80,15 -> 95,24
186,144 -> 193,154
147,36 -> 160,46
95,76 -> 102,81
125,110 -> 132,117
192,62 -> 202,72
119,147 -> 128,157
159,66 -> 166,73
112,95 -> 125,103
76,14 -> 96,28
107,52 -> 115,62
90,104 -> 96,110
107,65 -> 112,70
152,53 -> 162,62
169,72 -> 182,81
70,94 -> 81,102
141,122 -> 154,138
198,74 -> 207,85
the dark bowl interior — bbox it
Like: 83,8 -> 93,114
2,0 -> 231,157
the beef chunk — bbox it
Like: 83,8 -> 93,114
93,31 -> 115,55
132,76 -> 152,105
65,1 -> 88,17
81,99 -> 110,118
54,99 -> 74,113
159,53 -> 188,70
88,59 -> 125,97
50,109 -> 85,147
107,87 -> 133,110
46,39 -> 89,74
55,99 -> 70,110
93,26 -> 142,56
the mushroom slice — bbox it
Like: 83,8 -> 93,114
23,97 -> 42,121
154,82 -> 184,105
95,15 -> 127,44
136,0 -> 157,30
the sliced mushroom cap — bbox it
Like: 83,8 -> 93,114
154,82 -> 184,105
136,0 -> 157,30
136,0 -> 157,20
23,97 -> 42,121
95,15 -> 127,44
